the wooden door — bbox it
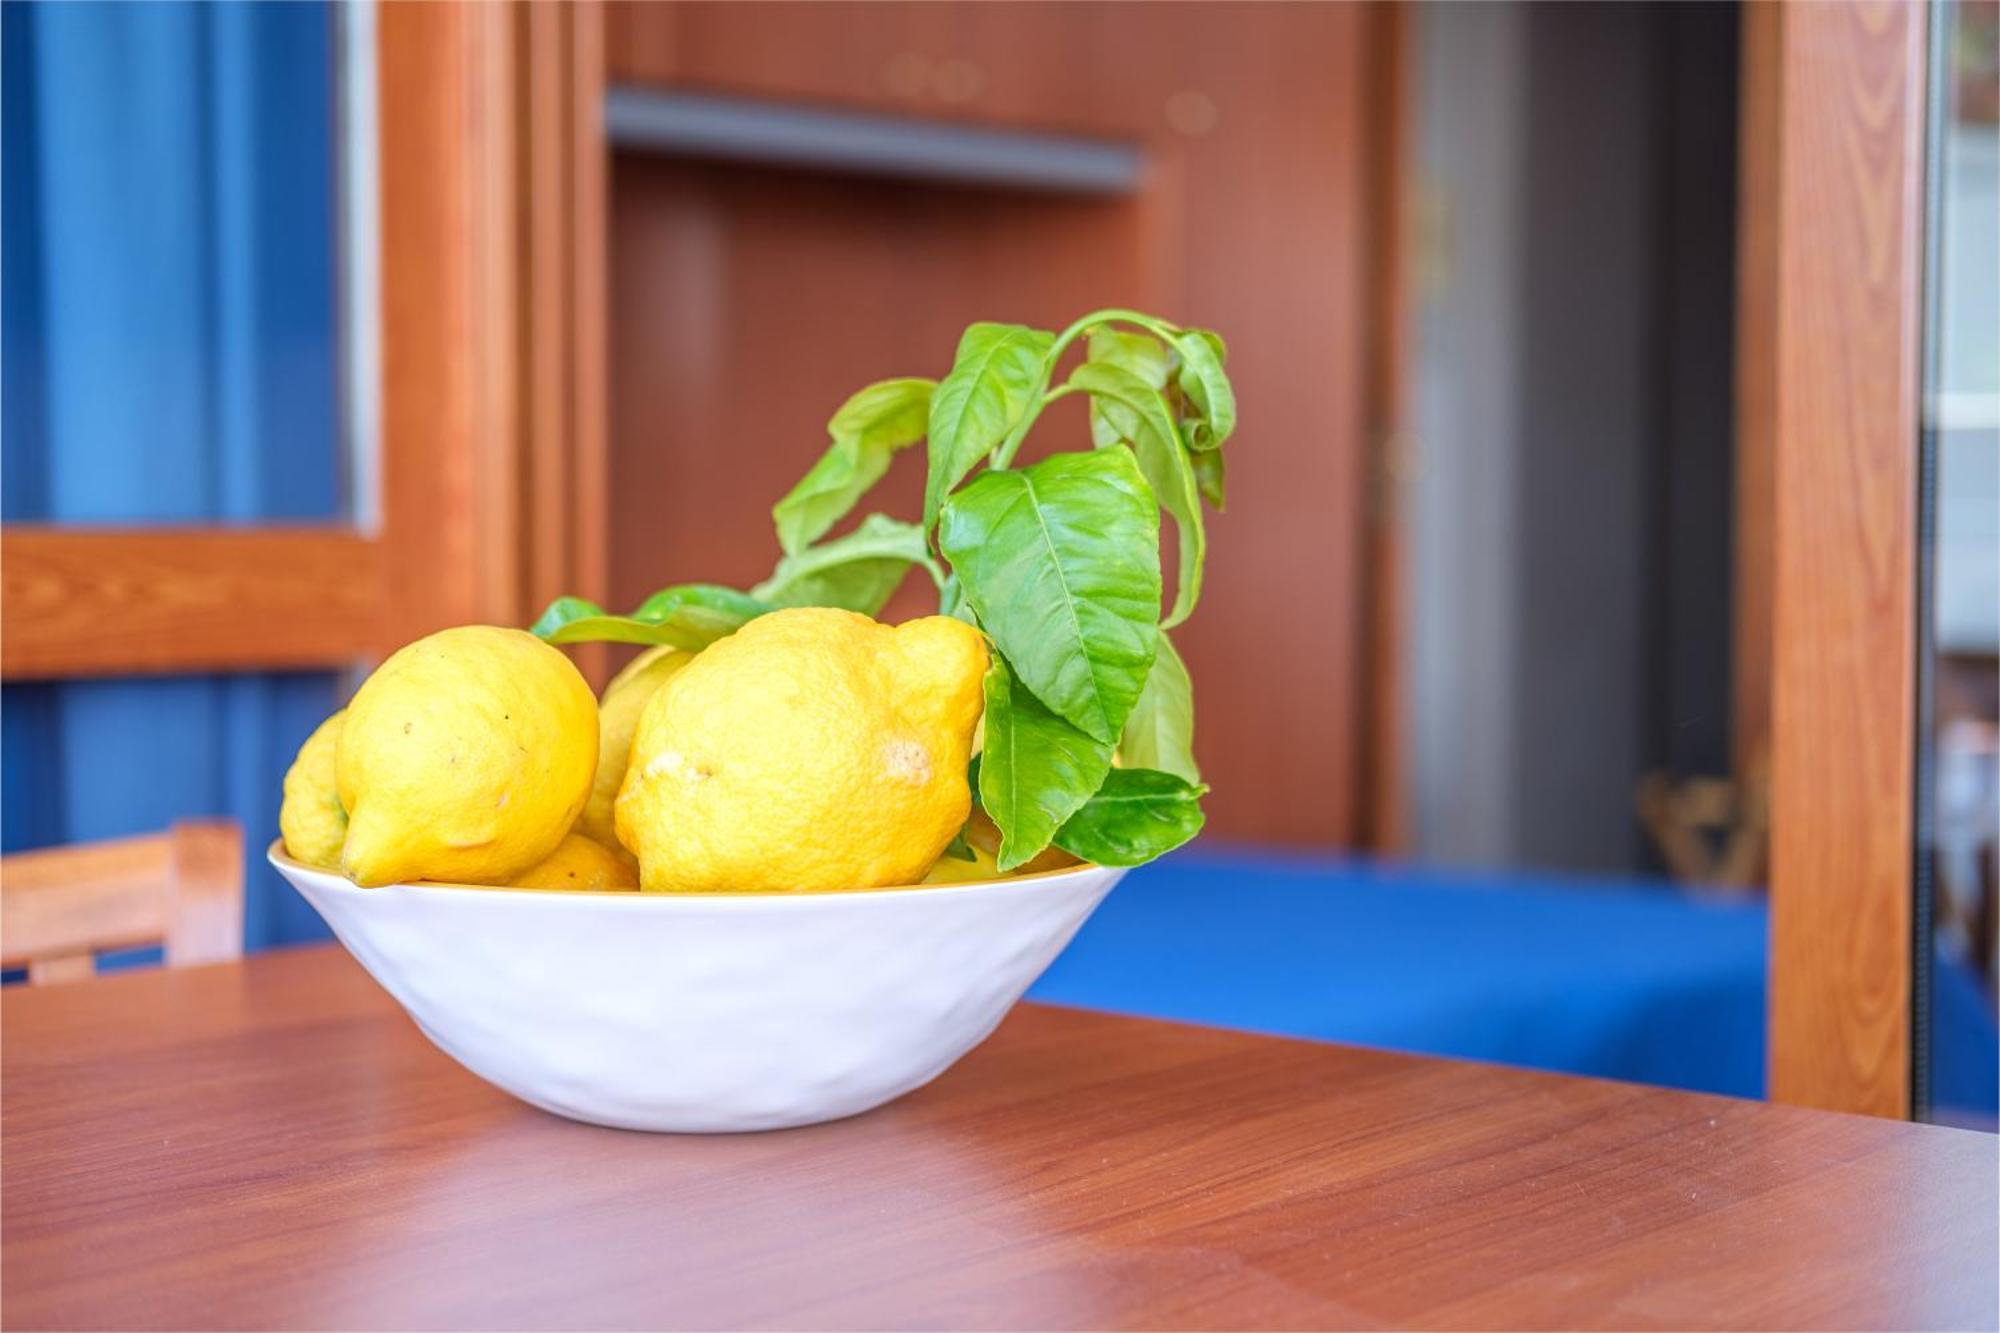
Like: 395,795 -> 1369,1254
602,1 -> 1382,846
1740,0 -> 1929,1117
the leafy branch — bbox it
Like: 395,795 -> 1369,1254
533,308 -> 1235,869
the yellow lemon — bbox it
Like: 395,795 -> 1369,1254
617,607 -> 987,892
279,710 -> 347,869
337,626 -> 598,887
577,646 -> 691,853
507,833 -> 638,891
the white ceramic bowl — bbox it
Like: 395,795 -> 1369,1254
270,846 -> 1124,1133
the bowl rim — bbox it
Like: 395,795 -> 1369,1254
266,839 -> 1117,905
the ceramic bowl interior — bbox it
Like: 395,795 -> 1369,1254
271,845 -> 1125,1133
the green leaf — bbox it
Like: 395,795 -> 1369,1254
1175,328 -> 1236,451
1066,360 -> 1205,628
773,378 -> 934,556
530,585 -> 769,649
1117,630 -> 1198,784
1053,767 -> 1207,866
923,323 -> 1054,530
940,826 -> 978,862
751,514 -> 936,616
937,573 -> 975,626
978,655 -> 1114,870
1085,328 -> 1172,447
1087,327 -> 1173,384
1191,447 -> 1227,510
938,447 -> 1161,745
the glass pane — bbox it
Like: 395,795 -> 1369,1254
0,1 -> 366,525
1,673 -> 345,960
1918,0 -> 1999,1130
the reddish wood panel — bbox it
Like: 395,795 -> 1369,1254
1755,1 -> 1926,1117
0,529 -> 384,679
4,946 -> 1995,1330
607,158 -> 1149,603
607,3 -> 1161,136
606,3 -> 1371,845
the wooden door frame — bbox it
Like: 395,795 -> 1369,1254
1,1 -> 608,684
1360,0 -> 1414,856
1740,0 -> 1929,1118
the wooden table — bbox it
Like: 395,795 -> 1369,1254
4,947 -> 1994,1330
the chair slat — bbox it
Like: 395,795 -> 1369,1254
0,822 -> 244,980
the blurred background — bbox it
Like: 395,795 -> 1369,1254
3,1 -> 1994,1128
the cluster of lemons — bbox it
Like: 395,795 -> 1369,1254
280,607 -> 990,893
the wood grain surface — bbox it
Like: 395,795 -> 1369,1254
0,528 -> 383,680
1752,0 -> 1926,1117
375,0 -> 524,644
4,946 -> 1993,1331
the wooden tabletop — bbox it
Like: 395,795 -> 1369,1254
4,947 -> 1994,1331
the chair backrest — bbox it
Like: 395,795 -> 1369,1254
1,820 -> 244,984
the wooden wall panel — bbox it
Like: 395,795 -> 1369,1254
1753,0 -> 1927,1118
607,160 -> 1150,608
1162,5 -> 1369,845
607,3 -> 1151,136
606,3 -> 1372,845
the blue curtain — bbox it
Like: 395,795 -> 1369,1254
3,1 -> 345,952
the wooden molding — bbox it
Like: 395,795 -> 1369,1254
1733,2 -> 1780,792
1,528 -> 384,679
516,0 -> 612,684
1750,0 -> 1927,1118
1361,0 -> 1413,855
376,0 -> 522,642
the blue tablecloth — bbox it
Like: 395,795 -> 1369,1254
1027,847 -> 1770,1098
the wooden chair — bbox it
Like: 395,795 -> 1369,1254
1,820 -> 244,985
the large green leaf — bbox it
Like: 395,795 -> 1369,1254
1175,328 -> 1236,451
751,514 -> 936,616
1066,360 -> 1205,628
1053,767 -> 1207,866
529,585 -> 768,649
938,447 -> 1161,745
978,655 -> 1114,870
1117,630 -> 1198,784
923,323 -> 1054,530
772,378 -> 934,556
